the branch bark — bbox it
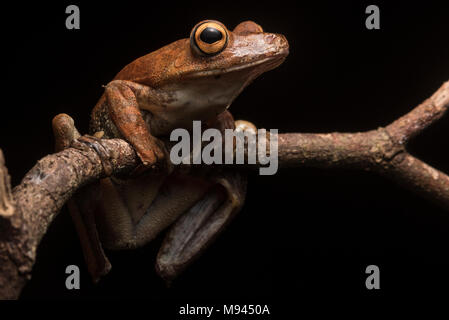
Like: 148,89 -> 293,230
0,81 -> 448,299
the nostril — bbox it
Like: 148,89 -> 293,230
273,34 -> 289,49
265,34 -> 277,44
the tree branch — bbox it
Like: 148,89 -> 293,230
387,81 -> 449,144
0,80 -> 448,299
0,139 -> 138,299
0,150 -> 15,218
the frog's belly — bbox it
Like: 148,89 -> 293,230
144,74 -> 248,136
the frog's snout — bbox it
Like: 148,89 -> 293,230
247,32 -> 288,63
231,20 -> 289,55
265,33 -> 289,56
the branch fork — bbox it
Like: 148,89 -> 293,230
0,80 -> 448,299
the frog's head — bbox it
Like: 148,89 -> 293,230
180,20 -> 289,81
118,20 -> 289,126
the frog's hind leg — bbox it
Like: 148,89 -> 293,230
155,113 -> 252,282
67,183 -> 112,282
96,173 -> 212,250
155,171 -> 247,283
52,114 -> 111,282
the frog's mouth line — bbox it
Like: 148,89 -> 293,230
189,52 -> 288,78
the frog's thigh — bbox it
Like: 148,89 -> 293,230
155,172 -> 247,282
96,175 -> 211,250
94,174 -> 163,249
133,175 -> 212,248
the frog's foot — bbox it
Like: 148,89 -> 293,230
232,119 -> 258,161
52,113 -> 81,152
53,114 -> 116,176
235,119 -> 257,135
141,135 -> 170,167
131,135 -> 173,177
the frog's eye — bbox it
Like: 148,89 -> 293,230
190,21 -> 228,56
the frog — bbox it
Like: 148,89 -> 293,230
52,20 -> 289,283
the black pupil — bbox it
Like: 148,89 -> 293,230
200,27 -> 223,44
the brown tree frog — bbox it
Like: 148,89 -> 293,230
52,20 -> 289,282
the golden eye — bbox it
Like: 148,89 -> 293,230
190,21 -> 228,56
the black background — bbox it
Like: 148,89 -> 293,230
1,0 -> 449,308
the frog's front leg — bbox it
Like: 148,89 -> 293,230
105,80 -> 167,169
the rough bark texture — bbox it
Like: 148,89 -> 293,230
0,80 -> 448,299
0,139 -> 138,299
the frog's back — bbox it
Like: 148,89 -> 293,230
89,39 -> 189,136
112,38 -> 189,86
